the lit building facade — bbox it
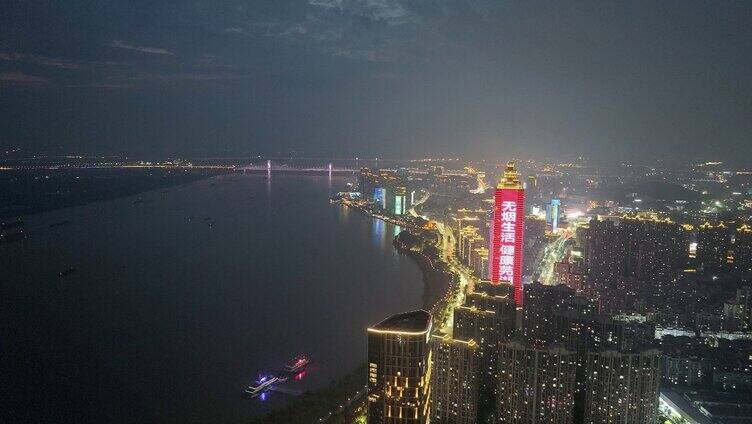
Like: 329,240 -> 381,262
453,305 -> 498,392
579,219 -> 627,288
374,186 -> 387,209
430,334 -> 479,423
578,215 -> 690,303
472,247 -> 489,279
660,355 -> 711,387
524,217 -> 547,277
368,310 -> 433,423
489,161 -> 525,306
734,224 -> 752,276
496,340 -> 578,424
546,198 -> 560,232
459,290 -> 517,398
697,221 -> 731,272
619,215 -> 688,285
553,257 -> 586,292
522,282 -> 594,346
582,350 -> 661,424
723,286 -> 752,331
394,186 -> 407,215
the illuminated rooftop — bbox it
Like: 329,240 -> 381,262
497,161 -> 522,190
431,333 -> 478,348
620,212 -> 674,224
699,221 -> 727,229
368,310 -> 432,335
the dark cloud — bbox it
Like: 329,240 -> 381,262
0,72 -> 50,85
88,82 -> 133,90
0,0 -> 750,162
0,52 -> 81,70
109,41 -> 174,56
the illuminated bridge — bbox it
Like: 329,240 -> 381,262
239,160 -> 356,174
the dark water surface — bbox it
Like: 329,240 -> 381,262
1,174 -> 423,423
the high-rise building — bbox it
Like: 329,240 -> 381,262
660,355 -> 711,387
394,186 -> 407,215
577,214 -> 690,304
527,174 -> 537,189
582,350 -> 661,424
733,224 -> 752,276
496,340 -> 578,424
546,198 -> 561,232
373,186 -> 387,209
697,221 -> 731,272
465,283 -> 517,340
723,286 -> 752,331
456,283 -> 517,394
430,334 -> 479,423
524,217 -> 548,277
579,218 -> 626,285
459,225 -> 483,264
474,279 -> 514,296
619,215 -> 688,284
453,305 -> 498,389
522,282 -> 595,346
367,310 -> 432,424
489,161 -> 526,306
551,311 -> 655,354
472,247 -> 490,279
553,255 -> 586,292
517,282 -> 659,423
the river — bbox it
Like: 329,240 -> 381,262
1,173 -> 424,423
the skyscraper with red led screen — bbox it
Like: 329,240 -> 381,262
489,161 -> 525,307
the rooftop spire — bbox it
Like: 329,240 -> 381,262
498,161 -> 522,189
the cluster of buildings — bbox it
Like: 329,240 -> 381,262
356,164 -> 482,219
358,168 -> 414,216
366,281 -> 663,423
576,214 -> 752,282
366,163 -> 665,423
570,214 -> 690,307
548,212 -> 752,323
724,287 -> 752,333
456,210 -> 491,279
695,222 -> 752,276
360,159 -> 752,424
457,219 -> 546,283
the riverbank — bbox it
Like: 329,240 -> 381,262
251,201 -> 461,424
0,167 -> 230,219
393,230 -> 457,316
332,197 -> 423,230
249,364 -> 368,424
334,197 -> 460,320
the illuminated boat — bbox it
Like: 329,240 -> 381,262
283,355 -> 310,374
244,374 -> 278,397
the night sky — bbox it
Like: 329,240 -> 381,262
1,1 -> 751,161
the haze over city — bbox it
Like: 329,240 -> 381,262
2,1 -> 751,162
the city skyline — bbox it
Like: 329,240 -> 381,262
3,2 -> 752,423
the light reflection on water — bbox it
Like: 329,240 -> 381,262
373,218 -> 386,247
